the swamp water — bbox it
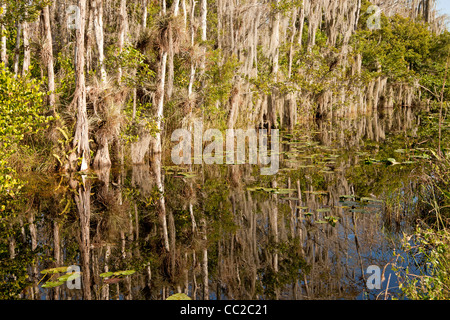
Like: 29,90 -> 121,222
4,107 -> 433,300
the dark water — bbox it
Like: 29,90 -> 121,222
3,107 -> 429,300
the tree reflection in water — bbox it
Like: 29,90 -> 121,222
2,108 -> 427,300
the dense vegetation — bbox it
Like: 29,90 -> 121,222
0,0 -> 449,300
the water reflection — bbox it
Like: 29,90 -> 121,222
4,107 -> 427,300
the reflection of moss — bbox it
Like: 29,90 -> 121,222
258,238 -> 310,299
345,120 -> 429,200
203,178 -> 236,243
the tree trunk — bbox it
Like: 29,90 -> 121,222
268,0 -> 280,130
142,0 -> 148,31
270,0 -> 280,80
22,21 -> 30,74
13,22 -> 21,76
1,4 -> 7,68
72,0 -> 90,171
74,180 -> 92,300
118,0 -> 128,82
298,1 -> 305,47
43,6 -> 56,109
287,9 -> 297,79
201,217 -> 209,299
93,131 -> 111,169
52,221 -> 61,300
166,0 -> 180,99
166,34 -> 174,98
182,0 -> 187,28
200,0 -> 207,74
93,0 -> 106,83
152,153 -> 170,252
187,0 -> 197,98
153,50 -> 167,154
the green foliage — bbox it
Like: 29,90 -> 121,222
354,8 -> 450,106
122,100 -> 159,144
0,0 -> 50,24
0,63 -> 50,224
118,45 -> 156,87
417,31 -> 450,102
202,49 -> 240,127
354,14 -> 432,83
0,66 -> 50,299
271,0 -> 303,15
0,64 -> 48,150
54,51 -> 75,104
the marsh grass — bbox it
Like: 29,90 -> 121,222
394,226 -> 450,299
394,156 -> 450,299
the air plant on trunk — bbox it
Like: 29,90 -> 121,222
87,81 -> 129,169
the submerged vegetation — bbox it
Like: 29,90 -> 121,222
0,0 -> 449,300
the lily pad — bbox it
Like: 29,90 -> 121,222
385,158 -> 400,165
100,272 -> 114,278
350,208 -> 368,213
41,281 -> 65,288
248,187 -> 295,194
57,272 -> 81,282
340,200 -> 360,207
272,188 -> 296,194
174,172 -> 197,178
113,270 -> 136,276
100,270 -> 136,278
166,293 -> 192,300
40,267 -> 69,275
304,190 -> 328,195
360,197 -> 383,203
340,195 -> 357,199
281,197 -> 300,201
